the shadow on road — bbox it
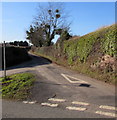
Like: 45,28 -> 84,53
38,81 -> 92,88
6,54 -> 52,70
79,83 -> 91,87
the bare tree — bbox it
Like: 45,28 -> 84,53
33,2 -> 71,46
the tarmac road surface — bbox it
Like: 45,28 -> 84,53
0,53 -> 116,118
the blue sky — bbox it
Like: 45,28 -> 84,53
1,2 -> 115,43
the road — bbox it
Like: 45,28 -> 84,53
0,53 -> 116,118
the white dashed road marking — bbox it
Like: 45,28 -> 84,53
61,73 -> 88,84
28,101 -> 37,104
72,101 -> 89,106
23,97 -> 116,117
95,111 -> 116,117
99,105 -> 116,110
66,106 -> 87,111
41,103 -> 58,107
23,101 -> 37,104
23,101 -> 29,104
48,98 -> 66,102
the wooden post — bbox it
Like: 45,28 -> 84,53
3,41 -> 6,79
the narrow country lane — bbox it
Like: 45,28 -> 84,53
1,53 -> 116,118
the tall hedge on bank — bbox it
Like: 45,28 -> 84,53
1,46 -> 30,69
33,24 -> 116,84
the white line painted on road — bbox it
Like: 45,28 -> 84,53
28,101 -> 37,104
66,106 -> 87,111
23,101 -> 37,104
23,101 -> 29,104
95,111 -> 116,117
61,73 -> 72,83
41,103 -> 58,107
61,73 -> 88,84
99,105 -> 116,110
72,101 -> 89,106
48,98 -> 66,102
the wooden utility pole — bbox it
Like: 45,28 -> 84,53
3,41 -> 6,79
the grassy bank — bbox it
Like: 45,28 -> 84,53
32,24 -> 117,85
0,72 -> 35,100
33,51 -> 116,85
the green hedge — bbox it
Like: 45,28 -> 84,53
1,46 -> 31,68
63,24 -> 116,64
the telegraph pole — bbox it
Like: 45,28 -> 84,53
3,41 -> 6,79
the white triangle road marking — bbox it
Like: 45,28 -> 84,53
61,73 -> 88,84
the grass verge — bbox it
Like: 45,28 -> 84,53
0,72 -> 35,100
